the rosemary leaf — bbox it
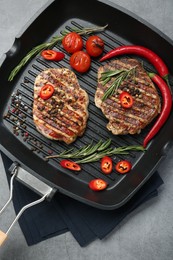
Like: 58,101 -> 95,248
100,69 -> 124,80
75,153 -> 99,164
8,24 -> 108,81
101,66 -> 137,101
102,74 -> 122,102
97,138 -> 112,151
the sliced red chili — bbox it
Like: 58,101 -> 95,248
120,91 -> 133,108
89,179 -> 107,191
41,50 -> 65,61
115,160 -> 132,174
60,160 -> 81,171
101,156 -> 113,174
39,84 -> 55,100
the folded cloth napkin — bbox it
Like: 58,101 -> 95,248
1,152 -> 163,247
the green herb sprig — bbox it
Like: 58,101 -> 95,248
46,139 -> 145,164
8,24 -> 108,81
101,66 -> 137,101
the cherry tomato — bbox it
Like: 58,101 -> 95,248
62,32 -> 83,54
60,160 -> 81,171
39,84 -> 54,100
70,51 -> 91,73
86,35 -> 104,57
89,179 -> 107,191
115,160 -> 132,174
120,92 -> 133,108
101,156 -> 112,174
41,50 -> 65,61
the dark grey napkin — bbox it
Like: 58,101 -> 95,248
1,152 -> 163,247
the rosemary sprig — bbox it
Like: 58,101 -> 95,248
75,145 -> 144,164
8,24 -> 108,81
46,139 -> 111,159
101,66 -> 137,101
45,139 -> 145,164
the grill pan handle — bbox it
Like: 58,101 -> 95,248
0,163 -> 56,246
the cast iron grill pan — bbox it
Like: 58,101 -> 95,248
0,0 -> 173,210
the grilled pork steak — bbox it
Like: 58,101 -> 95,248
95,58 -> 161,135
33,68 -> 89,144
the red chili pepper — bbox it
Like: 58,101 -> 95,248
60,160 -> 81,171
39,84 -> 54,100
115,160 -> 132,174
89,179 -> 108,191
143,72 -> 172,147
101,156 -> 113,174
100,45 -> 170,85
41,50 -> 65,61
120,91 -> 133,108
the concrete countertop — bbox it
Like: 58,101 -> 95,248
0,0 -> 173,259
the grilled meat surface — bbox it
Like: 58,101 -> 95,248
33,68 -> 89,144
95,58 -> 161,135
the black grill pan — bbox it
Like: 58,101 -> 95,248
0,0 -> 173,210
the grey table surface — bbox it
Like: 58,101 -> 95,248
0,0 -> 173,259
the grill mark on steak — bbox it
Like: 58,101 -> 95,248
33,68 -> 89,144
95,58 -> 161,135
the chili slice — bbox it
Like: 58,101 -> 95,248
100,45 -> 170,86
41,50 -> 65,61
89,179 -> 108,191
120,91 -> 133,108
39,84 -> 54,100
101,156 -> 113,174
143,72 -> 172,147
115,160 -> 132,174
60,160 -> 81,171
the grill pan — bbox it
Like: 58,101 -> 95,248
0,0 -> 173,210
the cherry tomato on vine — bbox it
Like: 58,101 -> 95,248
60,160 -> 81,171
89,179 -> 107,191
62,32 -> 83,54
41,50 -> 65,61
86,35 -> 104,57
39,84 -> 55,100
115,160 -> 132,174
120,92 -> 133,108
101,156 -> 113,174
70,51 -> 91,73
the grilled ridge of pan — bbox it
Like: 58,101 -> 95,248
0,0 -> 173,209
